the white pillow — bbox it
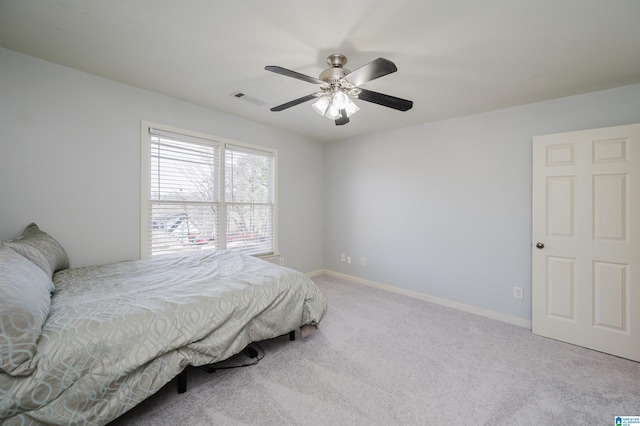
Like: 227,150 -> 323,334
0,246 -> 54,376
3,223 -> 69,278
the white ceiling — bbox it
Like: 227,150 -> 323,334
2,0 -> 640,142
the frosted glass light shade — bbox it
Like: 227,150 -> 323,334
332,91 -> 350,109
325,105 -> 341,120
312,96 -> 330,116
312,89 -> 360,120
344,100 -> 360,117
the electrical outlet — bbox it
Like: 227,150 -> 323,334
278,257 -> 285,266
513,287 -> 524,300
340,253 -> 346,262
346,256 -> 351,264
360,257 -> 366,266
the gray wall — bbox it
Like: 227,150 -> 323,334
324,83 -> 640,322
0,47 -> 325,273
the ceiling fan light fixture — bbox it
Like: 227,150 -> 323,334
312,88 -> 360,120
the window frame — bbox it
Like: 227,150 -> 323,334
140,121 -> 278,259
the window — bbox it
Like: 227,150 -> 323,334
141,122 -> 277,258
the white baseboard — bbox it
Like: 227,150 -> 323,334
306,269 -> 326,278
307,269 -> 532,329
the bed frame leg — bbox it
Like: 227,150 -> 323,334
289,330 -> 295,341
177,369 -> 187,394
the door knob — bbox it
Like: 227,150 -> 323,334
536,242 -> 544,249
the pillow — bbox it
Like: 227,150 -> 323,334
3,223 -> 69,278
0,246 -> 54,376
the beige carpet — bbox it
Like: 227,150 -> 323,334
109,275 -> 640,425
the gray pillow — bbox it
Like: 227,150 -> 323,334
0,246 -> 54,376
3,223 -> 69,278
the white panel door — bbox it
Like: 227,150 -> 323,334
532,123 -> 640,362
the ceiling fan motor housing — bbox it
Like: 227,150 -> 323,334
320,54 -> 351,84
319,67 -> 350,84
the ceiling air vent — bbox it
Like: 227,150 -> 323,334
230,91 -> 267,107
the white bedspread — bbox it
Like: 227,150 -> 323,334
0,250 -> 327,425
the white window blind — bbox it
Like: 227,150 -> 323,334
143,124 -> 276,257
225,144 -> 275,255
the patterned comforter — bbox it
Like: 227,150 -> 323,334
0,250 -> 327,425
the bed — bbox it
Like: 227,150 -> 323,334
0,224 -> 327,425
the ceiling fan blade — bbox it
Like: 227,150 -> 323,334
335,109 -> 349,126
356,89 -> 413,111
270,93 -> 319,111
265,65 -> 325,85
344,58 -> 397,87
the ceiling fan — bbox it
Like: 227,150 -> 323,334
265,54 -> 413,126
